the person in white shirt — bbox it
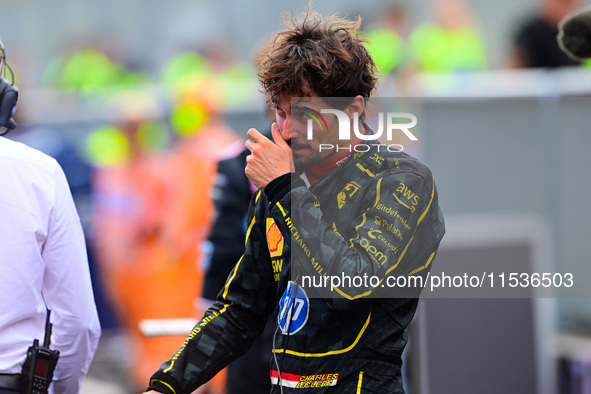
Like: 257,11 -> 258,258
0,39 -> 101,394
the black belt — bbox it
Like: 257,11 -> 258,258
0,374 -> 21,391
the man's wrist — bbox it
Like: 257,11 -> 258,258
146,372 -> 183,394
264,173 -> 305,206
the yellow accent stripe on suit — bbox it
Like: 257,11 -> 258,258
276,201 -> 287,217
356,372 -> 364,393
408,251 -> 436,276
272,313 -> 371,357
149,379 -> 176,393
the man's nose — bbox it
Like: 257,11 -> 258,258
281,117 -> 292,141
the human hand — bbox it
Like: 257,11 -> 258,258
193,381 -> 222,393
244,123 -> 293,190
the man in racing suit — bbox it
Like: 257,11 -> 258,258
145,10 -> 444,394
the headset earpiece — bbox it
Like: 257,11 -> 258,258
0,77 -> 18,136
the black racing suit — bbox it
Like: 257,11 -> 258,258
147,135 -> 445,393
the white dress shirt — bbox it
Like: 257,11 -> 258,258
0,136 -> 101,393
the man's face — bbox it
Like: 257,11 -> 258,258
274,94 -> 353,172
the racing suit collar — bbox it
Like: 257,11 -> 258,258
304,123 -> 371,184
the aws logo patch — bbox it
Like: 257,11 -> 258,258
266,218 -> 284,257
393,182 -> 420,212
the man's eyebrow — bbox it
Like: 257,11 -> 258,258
292,105 -> 315,112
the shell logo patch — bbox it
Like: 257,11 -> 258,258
266,218 -> 284,257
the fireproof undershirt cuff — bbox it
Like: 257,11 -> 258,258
264,173 -> 306,207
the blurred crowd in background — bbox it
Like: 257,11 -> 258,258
2,0 -> 591,391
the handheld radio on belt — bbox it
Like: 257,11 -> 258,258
20,311 -> 59,394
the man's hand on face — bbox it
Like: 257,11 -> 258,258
245,122 -> 293,190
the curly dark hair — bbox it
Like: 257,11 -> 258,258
257,9 -> 378,107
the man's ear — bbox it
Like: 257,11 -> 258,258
345,95 -> 365,121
